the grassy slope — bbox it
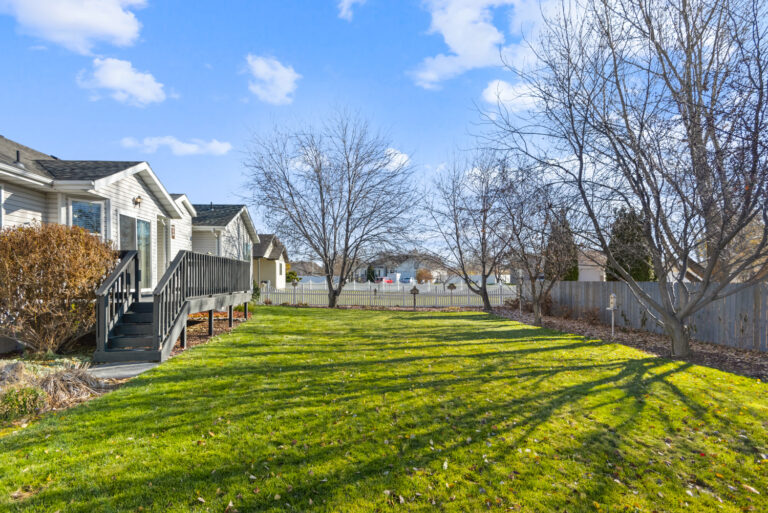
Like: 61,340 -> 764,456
1,307 -> 766,512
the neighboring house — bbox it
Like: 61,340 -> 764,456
291,260 -> 324,277
354,252 -> 446,283
191,204 -> 258,262
0,135 -> 258,290
578,249 -> 607,282
253,234 -> 289,289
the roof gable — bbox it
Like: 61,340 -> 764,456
191,204 -> 246,227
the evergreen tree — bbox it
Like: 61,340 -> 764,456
366,265 -> 376,283
606,208 -> 655,281
545,210 -> 579,281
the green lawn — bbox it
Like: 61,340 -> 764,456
1,308 -> 767,512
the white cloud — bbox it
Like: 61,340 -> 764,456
245,54 -> 301,105
78,57 -> 165,106
412,0 -> 545,89
0,0 -> 145,54
481,79 -> 535,111
121,136 -> 232,156
338,0 -> 366,21
386,148 -> 410,170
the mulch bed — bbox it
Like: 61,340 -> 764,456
494,307 -> 768,381
170,310 -> 252,356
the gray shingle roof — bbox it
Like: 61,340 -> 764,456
0,135 -> 142,181
191,204 -> 245,227
0,135 -> 57,178
253,234 -> 288,261
35,160 -> 142,180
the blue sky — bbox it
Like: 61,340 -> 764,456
0,0 -> 540,228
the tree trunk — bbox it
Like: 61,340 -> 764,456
664,316 -> 691,357
480,275 -> 493,312
532,301 -> 542,326
328,289 -> 339,308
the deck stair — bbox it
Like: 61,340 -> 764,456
93,250 -> 251,364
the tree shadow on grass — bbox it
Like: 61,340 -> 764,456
0,310 -> 758,512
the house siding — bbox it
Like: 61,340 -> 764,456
0,181 -> 46,227
170,199 -> 193,259
254,256 -> 286,289
192,230 -> 219,255
219,213 -> 251,261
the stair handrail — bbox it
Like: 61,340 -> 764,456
152,251 -> 252,352
96,250 -> 140,353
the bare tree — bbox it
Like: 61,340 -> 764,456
425,151 -> 513,311
503,166 -> 580,325
488,0 -> 768,355
245,111 -> 415,307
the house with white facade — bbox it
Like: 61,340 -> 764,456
253,234 -> 289,289
354,252 -> 445,283
0,135 -> 258,363
0,135 -> 258,289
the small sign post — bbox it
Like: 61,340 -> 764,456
447,283 -> 456,306
606,293 -> 617,339
410,286 -> 420,311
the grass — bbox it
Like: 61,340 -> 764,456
1,307 -> 767,512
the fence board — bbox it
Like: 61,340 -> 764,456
548,281 -> 768,352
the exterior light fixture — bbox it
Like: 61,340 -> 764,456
133,196 -> 143,207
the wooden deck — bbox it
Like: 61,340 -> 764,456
94,251 -> 252,363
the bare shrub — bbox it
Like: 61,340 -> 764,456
0,224 -> 118,353
583,308 -> 601,326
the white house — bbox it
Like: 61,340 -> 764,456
354,252 -> 446,283
253,234 -> 289,289
0,135 -> 258,290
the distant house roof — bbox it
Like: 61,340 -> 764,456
290,260 -> 323,275
253,234 -> 289,261
191,204 -> 246,227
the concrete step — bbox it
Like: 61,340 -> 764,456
113,322 -> 153,336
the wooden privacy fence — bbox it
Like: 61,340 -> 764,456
549,281 -> 768,352
262,284 -> 515,308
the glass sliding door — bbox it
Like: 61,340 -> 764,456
137,219 -> 152,290
119,215 -> 152,290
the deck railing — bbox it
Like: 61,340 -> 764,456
95,250 -> 140,352
152,251 -> 252,350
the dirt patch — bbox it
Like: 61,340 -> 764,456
495,307 -> 768,381
170,311 -> 252,356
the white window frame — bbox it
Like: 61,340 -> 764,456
68,198 -> 106,238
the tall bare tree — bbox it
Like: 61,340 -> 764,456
425,151 -> 513,311
488,0 -> 768,355
245,112 -> 415,307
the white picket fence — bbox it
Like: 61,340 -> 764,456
262,283 -> 516,308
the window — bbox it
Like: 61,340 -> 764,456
243,240 -> 251,260
71,200 -> 103,235
279,262 -> 283,275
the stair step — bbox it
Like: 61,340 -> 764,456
122,311 -> 153,324
108,335 -> 154,350
129,302 -> 154,314
113,322 -> 153,336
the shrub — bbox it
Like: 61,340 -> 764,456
583,307 -> 601,325
263,298 -> 273,305
0,386 -> 46,420
0,224 -> 118,353
415,268 -> 434,284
